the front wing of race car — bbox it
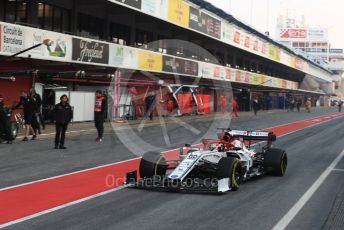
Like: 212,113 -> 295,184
126,172 -> 232,194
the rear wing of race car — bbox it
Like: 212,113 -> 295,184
217,128 -> 277,142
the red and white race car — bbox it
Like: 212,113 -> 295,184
128,128 -> 287,193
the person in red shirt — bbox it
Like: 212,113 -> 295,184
231,97 -> 239,118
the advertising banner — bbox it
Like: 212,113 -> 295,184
279,28 -> 307,39
261,42 -> 267,55
72,38 -> 109,64
221,22 -> 233,45
142,0 -> 168,19
168,0 -> 190,28
307,28 -> 328,40
202,12 -> 221,39
162,55 -> 198,76
224,68 -> 230,80
253,40 -> 258,52
290,57 -> 296,68
1,24 -> 25,54
200,62 -> 214,79
268,45 -> 277,60
25,29 -> 72,61
138,50 -> 162,71
278,28 -> 328,41
109,44 -> 138,69
189,7 -> 221,39
233,30 -> 240,44
112,0 -> 142,9
244,35 -> 250,48
252,73 -> 260,85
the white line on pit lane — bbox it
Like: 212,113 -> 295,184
332,168 -> 344,172
272,149 -> 344,230
0,185 -> 128,229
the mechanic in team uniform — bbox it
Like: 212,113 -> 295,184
30,88 -> 45,133
12,91 -> 37,141
52,94 -> 73,149
0,95 -> 13,144
94,90 -> 107,142
231,97 -> 239,118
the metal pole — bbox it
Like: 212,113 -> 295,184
0,43 -> 42,63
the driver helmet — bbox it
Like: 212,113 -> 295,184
209,143 -> 216,151
223,132 -> 231,141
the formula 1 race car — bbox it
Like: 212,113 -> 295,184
127,129 -> 287,193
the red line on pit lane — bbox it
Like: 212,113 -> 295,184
1,112 -> 344,224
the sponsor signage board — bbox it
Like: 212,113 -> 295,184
162,55 -> 198,76
138,50 -> 163,71
142,0 -> 168,19
189,5 -> 221,38
168,0 -> 190,27
1,24 -> 25,54
25,29 -> 72,61
278,28 -> 328,41
72,38 -> 109,64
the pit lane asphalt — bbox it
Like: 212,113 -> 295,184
0,108 -> 340,189
4,109 -> 344,230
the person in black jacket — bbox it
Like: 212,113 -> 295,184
52,94 -> 73,149
12,91 -> 37,141
94,90 -> 107,142
0,95 -> 12,144
30,88 -> 45,133
145,91 -> 156,120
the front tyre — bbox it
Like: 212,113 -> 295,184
216,157 -> 243,191
139,152 -> 167,178
264,148 -> 287,176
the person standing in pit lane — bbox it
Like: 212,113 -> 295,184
252,98 -> 259,116
12,91 -> 37,141
0,95 -> 13,144
231,97 -> 239,118
145,91 -> 156,120
94,90 -> 107,142
30,88 -> 45,132
296,98 -> 302,112
338,100 -> 343,112
52,94 -> 73,149
305,98 -> 312,113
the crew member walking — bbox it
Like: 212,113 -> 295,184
231,97 -> 239,118
94,90 -> 107,142
52,95 -> 73,149
30,88 -> 45,131
13,91 -> 37,141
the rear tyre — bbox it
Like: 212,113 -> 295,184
139,152 -> 167,178
264,148 -> 287,176
216,157 -> 243,191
